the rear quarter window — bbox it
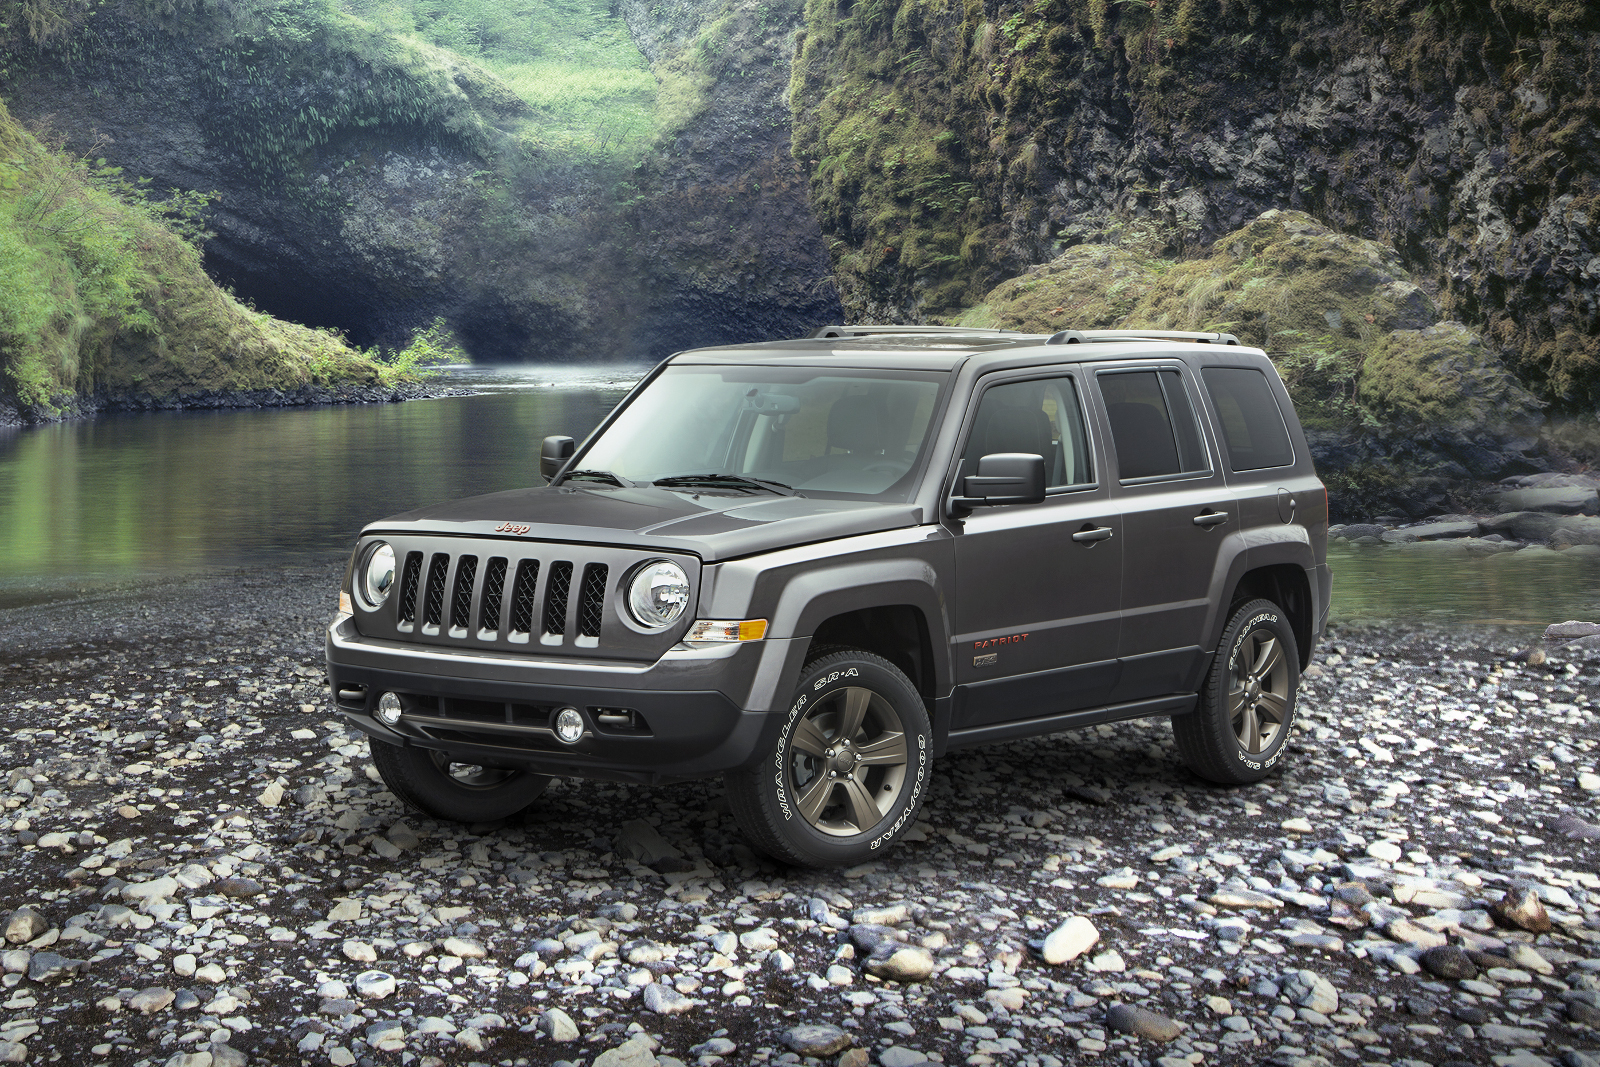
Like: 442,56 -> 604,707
1201,367 -> 1295,472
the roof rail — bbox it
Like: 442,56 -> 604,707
1045,329 -> 1241,346
810,324 -> 1015,339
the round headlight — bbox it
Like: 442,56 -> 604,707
361,542 -> 396,608
626,560 -> 690,628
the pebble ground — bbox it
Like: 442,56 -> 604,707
1,562 -> 1599,1067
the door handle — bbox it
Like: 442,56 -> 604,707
1193,510 -> 1230,527
1071,525 -> 1114,543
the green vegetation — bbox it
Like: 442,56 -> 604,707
1358,321 -> 1541,432
375,315 -> 462,380
339,0 -> 659,163
0,96 -> 385,415
790,0 -> 1600,407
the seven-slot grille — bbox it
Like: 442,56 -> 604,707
391,545 -> 619,649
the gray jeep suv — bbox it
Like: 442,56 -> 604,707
327,326 -> 1330,867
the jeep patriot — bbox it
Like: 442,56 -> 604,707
327,326 -> 1330,867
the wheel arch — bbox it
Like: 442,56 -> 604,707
810,604 -> 940,703
1224,563 -> 1315,669
760,558 -> 952,714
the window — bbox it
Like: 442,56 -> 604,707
960,376 -> 1093,489
1201,367 -> 1294,472
1098,369 -> 1210,481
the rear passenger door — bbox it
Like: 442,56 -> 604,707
1091,362 -> 1232,703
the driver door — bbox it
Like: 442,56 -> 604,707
948,370 -> 1124,731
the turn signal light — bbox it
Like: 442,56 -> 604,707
685,619 -> 768,643
338,591 -> 353,615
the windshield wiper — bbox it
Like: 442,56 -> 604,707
652,473 -> 796,496
562,469 -> 630,487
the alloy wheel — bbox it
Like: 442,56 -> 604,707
787,686 -> 908,837
1229,630 -> 1290,754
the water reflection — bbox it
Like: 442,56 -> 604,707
0,365 -> 644,583
1328,541 -> 1600,629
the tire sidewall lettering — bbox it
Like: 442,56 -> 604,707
773,692 -> 807,821
1227,609 -> 1293,767
773,660 -> 926,848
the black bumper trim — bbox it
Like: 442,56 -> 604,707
330,661 -> 774,783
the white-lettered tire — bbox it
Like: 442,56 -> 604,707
726,648 -> 932,868
369,740 -> 552,824
1172,597 -> 1300,785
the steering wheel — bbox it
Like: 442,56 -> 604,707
863,460 -> 910,476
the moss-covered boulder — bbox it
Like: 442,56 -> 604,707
948,245 -> 1160,334
1119,210 -> 1440,425
969,210 -> 1539,433
963,210 -> 1556,512
1360,322 -> 1543,432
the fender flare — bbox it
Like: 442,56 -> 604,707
1203,530 -> 1317,656
748,558 -> 952,717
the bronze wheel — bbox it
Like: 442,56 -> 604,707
1229,628 -> 1290,754
1172,598 -> 1300,785
726,648 -> 932,867
787,685 -> 909,837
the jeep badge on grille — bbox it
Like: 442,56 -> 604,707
494,522 -> 532,535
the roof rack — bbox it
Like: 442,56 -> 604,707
1045,329 -> 1240,346
809,325 -> 1017,339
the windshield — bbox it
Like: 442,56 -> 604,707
572,365 -> 950,500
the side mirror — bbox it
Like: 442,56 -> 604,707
952,453 -> 1046,512
540,435 -> 575,481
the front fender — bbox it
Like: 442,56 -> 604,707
699,527 -> 954,722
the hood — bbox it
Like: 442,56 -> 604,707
365,484 -> 925,561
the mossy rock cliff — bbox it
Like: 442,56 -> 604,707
2,0 -> 838,369
0,96 -> 385,422
790,0 -> 1600,410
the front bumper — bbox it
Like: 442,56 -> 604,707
325,615 -> 806,784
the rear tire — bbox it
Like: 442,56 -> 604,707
1172,598 -> 1300,785
369,740 -> 551,824
726,649 -> 932,868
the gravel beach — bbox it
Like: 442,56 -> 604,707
1,563 -> 1599,1067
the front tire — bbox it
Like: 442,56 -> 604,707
369,740 -> 552,824
1172,598 -> 1300,784
726,649 -> 932,868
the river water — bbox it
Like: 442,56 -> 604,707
4,365 -> 1600,628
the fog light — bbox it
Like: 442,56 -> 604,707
554,707 -> 584,745
376,692 -> 403,726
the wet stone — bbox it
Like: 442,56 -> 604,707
353,971 -> 396,999
3,907 -> 46,945
643,982 -> 693,1015
1041,916 -> 1099,965
538,1007 -> 580,1042
27,951 -> 86,982
863,944 -> 935,983
213,877 -> 264,899
1105,1003 -> 1183,1041
128,986 -> 176,1013
781,1023 -> 853,1056
1492,885 -> 1553,933
1420,945 -> 1477,980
